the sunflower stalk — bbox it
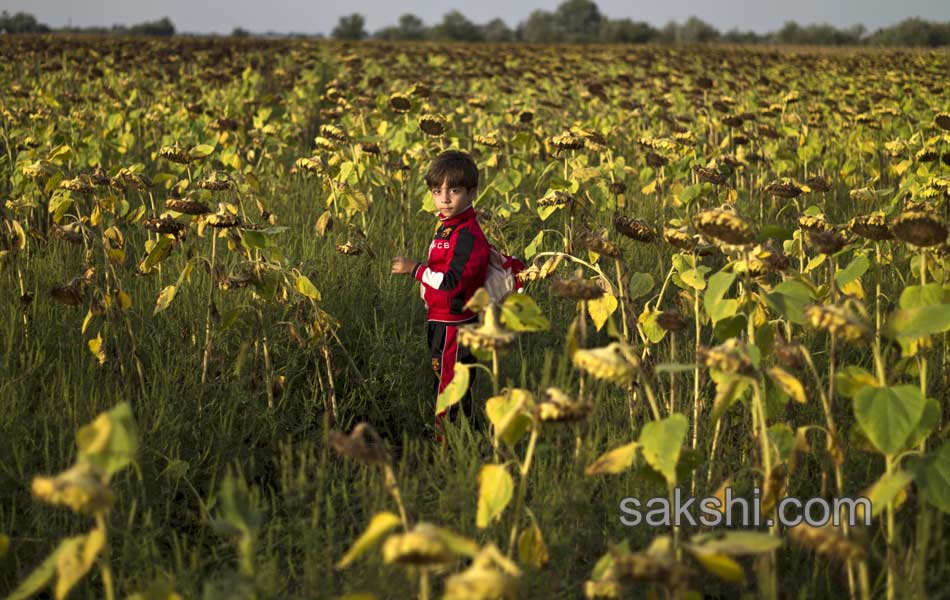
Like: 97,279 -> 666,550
507,421 -> 539,558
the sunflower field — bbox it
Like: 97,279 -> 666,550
1,36 -> 949,600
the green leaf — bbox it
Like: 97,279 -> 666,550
501,293 -> 550,332
585,441 -> 640,476
336,511 -> 402,569
884,304 -> 950,340
835,254 -> 870,287
898,283 -> 948,309
76,402 -> 139,476
587,293 -> 617,332
767,424 -> 795,463
153,285 -> 177,315
680,267 -> 710,291
189,144 -> 215,159
627,272 -> 654,300
524,231 -> 543,261
140,236 -> 174,274
295,274 -> 321,301
836,366 -> 878,398
908,442 -> 950,513
764,280 -> 813,325
639,413 -> 688,486
906,398 -> 940,449
435,363 -> 470,415
476,464 -> 514,528
853,385 -> 926,456
704,272 -> 738,323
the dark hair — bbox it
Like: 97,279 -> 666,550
424,150 -> 478,190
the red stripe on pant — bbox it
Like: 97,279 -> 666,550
434,323 -> 461,443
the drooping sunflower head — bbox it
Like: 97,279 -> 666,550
159,144 -> 192,164
693,209 -> 755,246
536,387 -> 591,423
848,213 -> 892,241
550,132 -> 585,151
934,112 -> 950,132
697,338 -> 755,376
319,124 -> 347,143
388,93 -> 412,113
890,210 -> 948,247
31,461 -> 114,516
798,213 -> 833,233
576,230 -> 623,259
572,342 -> 639,384
764,180 -> 803,198
457,306 -> 516,352
663,227 -> 697,253
382,524 -> 453,567
807,229 -> 848,255
614,215 -> 656,243
418,114 -> 446,137
805,303 -> 871,342
166,198 -> 211,215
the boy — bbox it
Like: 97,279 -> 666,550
391,150 -> 490,443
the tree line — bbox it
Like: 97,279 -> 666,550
2,2 -> 949,46
334,0 -> 950,46
0,11 -> 175,36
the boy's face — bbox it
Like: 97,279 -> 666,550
430,178 -> 476,219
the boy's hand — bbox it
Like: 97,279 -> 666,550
391,256 -> 416,275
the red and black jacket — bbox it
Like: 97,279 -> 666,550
413,205 -> 490,323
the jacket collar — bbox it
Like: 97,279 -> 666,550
437,204 -> 476,226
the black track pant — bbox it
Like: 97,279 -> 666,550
427,318 -> 477,439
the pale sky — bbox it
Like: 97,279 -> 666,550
2,0 -> 948,36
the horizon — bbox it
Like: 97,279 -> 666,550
3,0 -> 949,37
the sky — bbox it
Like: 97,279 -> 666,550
2,0 -> 948,36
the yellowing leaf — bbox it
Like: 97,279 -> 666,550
476,464 -> 514,528
518,521 -> 550,568
435,363 -> 470,415
55,528 -> 105,600
0,533 -> 9,558
585,441 -> 640,476
87,333 -> 105,365
686,547 -> 745,583
336,511 -> 402,569
118,291 -> 132,310
485,390 -> 532,446
153,285 -> 177,315
295,274 -> 321,301
587,293 -> 618,331
768,366 -> 806,404
641,179 -> 657,195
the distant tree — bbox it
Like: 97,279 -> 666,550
0,10 -> 51,33
332,13 -> 367,40
553,0 -> 604,42
480,18 -> 514,42
678,16 -> 720,43
721,28 -> 763,44
231,27 -> 251,37
375,13 -> 427,40
517,9 -> 561,43
129,17 -> 175,36
430,10 -> 482,41
601,18 -> 657,43
868,17 -> 950,47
